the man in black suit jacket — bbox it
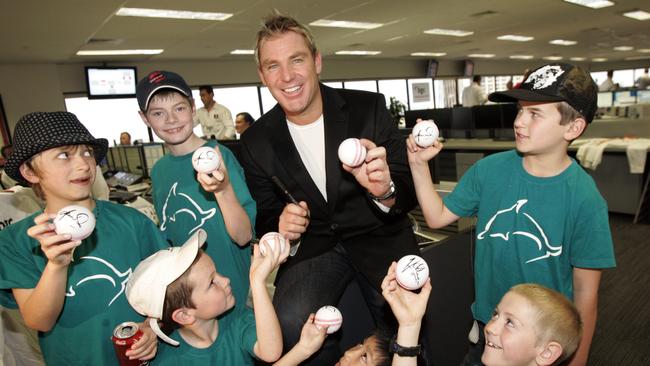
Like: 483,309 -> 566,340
240,13 -> 420,364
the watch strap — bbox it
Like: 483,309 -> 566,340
389,335 -> 421,357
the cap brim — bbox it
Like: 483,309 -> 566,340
143,85 -> 192,111
488,89 -> 565,104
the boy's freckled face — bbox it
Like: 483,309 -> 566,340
513,101 -> 572,156
30,145 -> 96,204
188,253 -> 235,320
142,92 -> 195,146
481,292 -> 541,366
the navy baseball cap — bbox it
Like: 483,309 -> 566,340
136,71 -> 192,112
489,63 -> 598,123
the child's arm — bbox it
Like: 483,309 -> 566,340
12,212 -> 81,331
568,268 -> 602,366
273,314 -> 327,366
249,240 -> 290,362
405,135 -> 459,228
196,146 -> 252,246
381,262 -> 432,366
124,319 -> 158,361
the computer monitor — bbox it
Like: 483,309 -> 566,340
404,108 -> 453,130
597,92 -> 613,108
471,105 -> 501,138
500,103 -> 519,129
141,143 -> 165,177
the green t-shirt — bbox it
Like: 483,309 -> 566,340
444,150 -> 616,324
154,306 -> 257,365
0,200 -> 169,365
150,141 -> 256,306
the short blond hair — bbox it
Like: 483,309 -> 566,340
510,284 -> 582,364
255,11 -> 317,66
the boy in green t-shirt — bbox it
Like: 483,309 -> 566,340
0,111 -> 167,365
135,70 -> 255,307
407,63 -> 615,365
126,228 -> 287,364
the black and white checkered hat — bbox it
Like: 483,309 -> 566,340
4,111 -> 108,184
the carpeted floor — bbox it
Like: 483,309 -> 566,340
589,213 -> 650,365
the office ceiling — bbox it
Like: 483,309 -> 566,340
1,0 -> 649,64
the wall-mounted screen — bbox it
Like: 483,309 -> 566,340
85,66 -> 137,99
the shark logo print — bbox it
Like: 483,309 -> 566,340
65,256 -> 132,306
477,199 -> 562,263
526,65 -> 565,90
160,182 -> 216,235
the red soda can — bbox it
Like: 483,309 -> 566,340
112,322 -> 149,366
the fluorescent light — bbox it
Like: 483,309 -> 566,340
424,28 -> 473,37
309,19 -> 383,29
613,46 -> 634,51
592,57 -> 608,62
638,49 -> 650,53
335,50 -> 381,56
625,55 -> 650,61
543,56 -> 564,61
76,49 -> 164,56
411,52 -> 447,57
623,10 -> 650,20
386,36 -> 405,42
563,0 -> 615,9
468,53 -> 495,58
116,7 -> 232,21
497,35 -> 534,42
550,39 -> 577,46
509,55 -> 534,60
570,57 -> 586,61
230,49 -> 254,55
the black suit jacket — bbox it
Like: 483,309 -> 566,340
240,84 -> 419,287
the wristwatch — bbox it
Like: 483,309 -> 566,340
389,335 -> 421,357
370,180 -> 396,201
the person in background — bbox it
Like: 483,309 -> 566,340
195,85 -> 236,140
407,63 -> 615,366
598,70 -> 616,92
506,80 -> 514,90
240,12 -> 419,365
274,261 -> 431,366
119,131 -> 131,146
635,68 -> 650,90
462,75 -> 488,107
513,69 -> 531,89
235,112 -> 255,137
0,111 -> 167,364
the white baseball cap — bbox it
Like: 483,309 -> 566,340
125,229 -> 207,346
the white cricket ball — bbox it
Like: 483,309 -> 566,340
258,232 -> 288,256
412,120 -> 439,148
192,146 -> 221,174
53,205 -> 96,241
395,255 -> 430,290
338,138 -> 367,167
314,305 -> 343,334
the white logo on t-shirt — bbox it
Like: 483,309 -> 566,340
160,182 -> 216,235
65,256 -> 132,306
477,199 -> 562,263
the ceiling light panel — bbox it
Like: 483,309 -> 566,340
335,50 -> 381,55
622,10 -> 650,20
424,28 -> 474,37
509,55 -> 534,59
550,39 -> 577,46
411,52 -> 447,57
613,46 -> 634,51
592,57 -> 608,62
309,19 -> 383,29
230,49 -> 254,55
563,0 -> 615,9
116,7 -> 232,21
543,56 -> 563,60
497,35 -> 534,42
468,53 -> 495,58
76,49 -> 164,56
570,57 -> 586,61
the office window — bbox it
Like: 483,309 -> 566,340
322,81 -> 343,89
457,78 -> 471,104
407,78 -> 434,110
343,80 -> 377,93
633,68 -> 646,84
65,96 -> 161,145
481,76 -> 496,96
194,86 -> 261,120
512,75 -> 525,85
590,71 -> 608,86
434,79 -> 457,108
495,76 -> 512,91
613,69 -> 635,88
378,79 -> 408,109
259,87 -> 277,113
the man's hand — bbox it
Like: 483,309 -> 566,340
342,139 -> 392,198
27,212 -> 80,267
278,202 -> 310,241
